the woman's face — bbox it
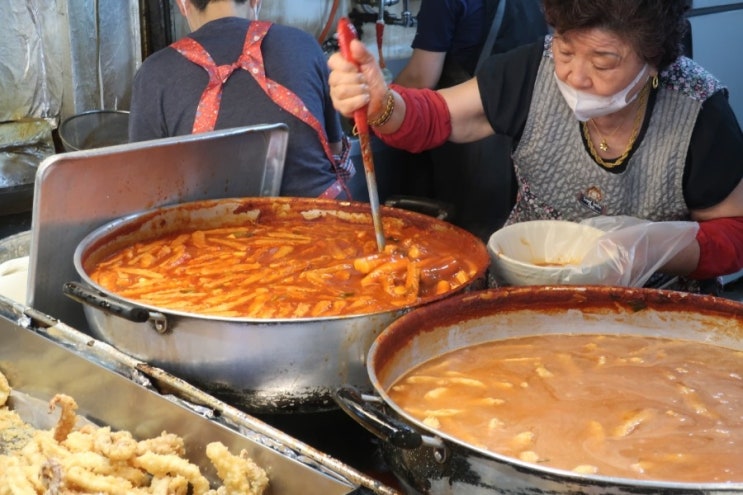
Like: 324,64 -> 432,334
552,28 -> 653,98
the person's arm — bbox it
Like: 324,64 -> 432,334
393,48 -> 447,89
439,78 -> 494,143
328,39 -> 492,146
669,89 -> 743,278
691,177 -> 743,222
677,178 -> 743,278
658,178 -> 743,278
394,0 -> 459,89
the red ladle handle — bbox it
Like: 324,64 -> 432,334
337,17 -> 369,135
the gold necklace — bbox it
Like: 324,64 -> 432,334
590,117 -> 626,152
582,82 -> 650,169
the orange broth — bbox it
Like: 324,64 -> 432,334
88,214 -> 481,318
388,333 -> 743,482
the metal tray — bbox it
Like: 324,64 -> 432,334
0,296 -> 397,494
28,124 -> 288,330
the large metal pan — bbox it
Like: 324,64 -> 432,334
336,285 -> 743,494
66,196 -> 489,414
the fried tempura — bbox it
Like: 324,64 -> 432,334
206,441 -> 270,495
49,393 -> 78,442
0,371 -> 269,494
0,371 -> 9,406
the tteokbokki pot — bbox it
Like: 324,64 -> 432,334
335,285 -> 743,494
65,197 -> 489,414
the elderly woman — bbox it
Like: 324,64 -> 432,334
328,0 -> 743,286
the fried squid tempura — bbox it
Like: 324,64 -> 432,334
49,393 -> 77,443
206,441 -> 270,495
0,371 -> 9,406
0,372 -> 269,494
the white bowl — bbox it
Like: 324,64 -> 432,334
487,220 -> 610,286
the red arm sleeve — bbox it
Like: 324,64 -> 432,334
374,84 -> 452,154
689,217 -> 743,279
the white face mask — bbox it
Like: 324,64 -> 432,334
554,64 -> 649,121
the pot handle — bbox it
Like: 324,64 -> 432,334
335,386 -> 443,450
63,281 -> 167,332
384,195 -> 453,221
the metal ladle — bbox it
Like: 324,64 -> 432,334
337,17 -> 386,252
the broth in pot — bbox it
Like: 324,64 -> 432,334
388,333 -> 743,483
86,204 -> 484,318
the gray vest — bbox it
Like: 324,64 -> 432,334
508,39 -> 724,225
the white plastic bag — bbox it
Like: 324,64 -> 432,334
579,216 -> 699,287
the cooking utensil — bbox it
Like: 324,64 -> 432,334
376,0 -> 387,71
58,110 -> 130,151
337,285 -> 743,494
66,197 -> 489,414
375,1 -> 393,84
337,17 -> 385,252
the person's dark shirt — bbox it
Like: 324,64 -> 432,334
129,17 -> 343,197
411,0 -> 486,75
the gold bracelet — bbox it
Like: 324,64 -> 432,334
367,90 -> 394,127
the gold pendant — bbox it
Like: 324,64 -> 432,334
599,140 -> 609,152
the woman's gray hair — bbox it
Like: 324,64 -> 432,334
541,0 -> 690,69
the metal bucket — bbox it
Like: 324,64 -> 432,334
58,110 -> 130,151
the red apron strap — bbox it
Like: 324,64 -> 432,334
171,37 -> 241,133
237,22 -> 337,164
172,23 -> 353,198
238,22 -> 353,199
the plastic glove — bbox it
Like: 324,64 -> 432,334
579,216 -> 699,287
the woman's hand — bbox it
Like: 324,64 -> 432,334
580,216 -> 700,285
328,39 -> 389,121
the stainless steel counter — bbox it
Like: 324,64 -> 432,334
0,296 -> 398,494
